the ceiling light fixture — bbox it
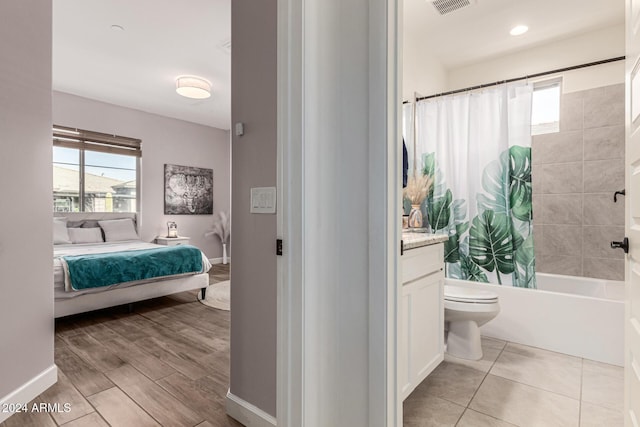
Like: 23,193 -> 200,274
510,25 -> 529,36
175,76 -> 212,99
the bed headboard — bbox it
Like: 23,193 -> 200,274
53,212 -> 138,231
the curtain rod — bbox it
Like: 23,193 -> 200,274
403,56 -> 625,104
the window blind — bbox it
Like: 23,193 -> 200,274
53,125 -> 142,157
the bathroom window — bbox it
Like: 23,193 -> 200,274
531,80 -> 561,135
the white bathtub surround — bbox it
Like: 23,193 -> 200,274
447,273 -> 624,366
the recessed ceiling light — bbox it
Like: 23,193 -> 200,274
110,24 -> 125,31
175,76 -> 212,99
510,25 -> 528,36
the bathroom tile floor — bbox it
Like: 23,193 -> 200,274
403,337 -> 624,427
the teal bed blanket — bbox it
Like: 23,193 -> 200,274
62,245 -> 204,290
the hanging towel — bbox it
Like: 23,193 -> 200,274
403,138 -> 408,188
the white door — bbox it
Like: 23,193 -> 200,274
626,0 -> 640,424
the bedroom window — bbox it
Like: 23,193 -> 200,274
53,126 -> 141,213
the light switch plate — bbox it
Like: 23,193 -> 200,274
250,187 -> 277,214
235,122 -> 244,136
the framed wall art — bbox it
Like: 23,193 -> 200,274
164,164 -> 213,214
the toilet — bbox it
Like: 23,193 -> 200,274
444,285 -> 500,360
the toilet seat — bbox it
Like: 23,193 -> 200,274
444,284 -> 501,360
444,299 -> 499,313
444,285 -> 498,304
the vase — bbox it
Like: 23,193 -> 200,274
222,242 -> 228,265
408,204 -> 423,228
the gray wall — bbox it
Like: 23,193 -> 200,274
0,0 -> 55,405
532,83 -> 625,280
230,0 -> 277,416
52,91 -> 231,260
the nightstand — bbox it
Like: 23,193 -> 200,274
155,236 -> 190,246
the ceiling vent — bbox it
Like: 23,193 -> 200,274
430,0 -> 476,15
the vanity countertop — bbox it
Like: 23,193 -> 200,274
402,231 -> 448,251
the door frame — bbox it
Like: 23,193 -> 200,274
275,0 -> 304,425
625,0 -> 640,423
275,0 -> 402,425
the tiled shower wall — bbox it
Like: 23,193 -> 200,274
532,83 -> 625,281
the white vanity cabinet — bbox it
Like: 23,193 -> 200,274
399,242 -> 445,401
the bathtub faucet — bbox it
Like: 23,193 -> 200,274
610,237 -> 629,254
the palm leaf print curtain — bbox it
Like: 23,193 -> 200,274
406,84 -> 536,288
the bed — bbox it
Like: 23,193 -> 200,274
53,212 -> 211,318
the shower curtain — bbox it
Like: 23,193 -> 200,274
405,84 -> 536,288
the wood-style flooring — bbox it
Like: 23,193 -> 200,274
1,264 -> 243,427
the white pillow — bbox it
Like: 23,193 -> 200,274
53,218 -> 71,244
98,218 -> 138,242
68,227 -> 104,244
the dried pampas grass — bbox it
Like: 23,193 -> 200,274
403,174 -> 433,205
205,211 -> 230,243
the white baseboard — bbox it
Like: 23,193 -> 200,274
226,390 -> 276,427
0,365 -> 58,424
209,257 -> 231,265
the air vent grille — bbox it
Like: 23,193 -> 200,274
431,0 -> 474,15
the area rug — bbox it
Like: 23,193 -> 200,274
199,280 -> 230,311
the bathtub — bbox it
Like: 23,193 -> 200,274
446,273 -> 625,366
